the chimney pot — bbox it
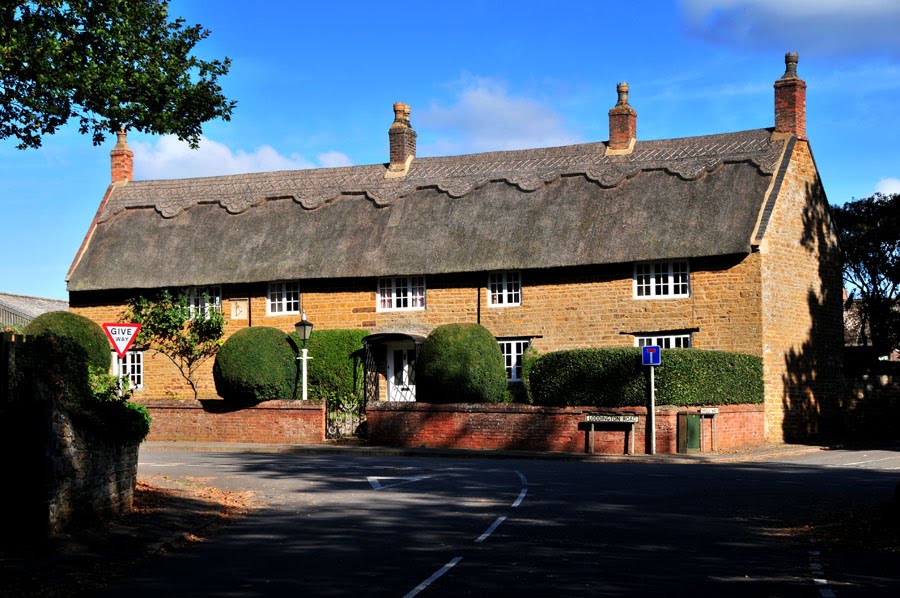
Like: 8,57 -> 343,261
110,128 -> 134,183
387,102 -> 416,176
608,82 -> 637,153
774,52 -> 807,139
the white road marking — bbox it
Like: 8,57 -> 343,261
403,556 -> 463,598
515,471 -> 528,485
512,488 -> 528,508
367,476 -> 431,490
830,455 -> 900,467
476,516 -> 507,543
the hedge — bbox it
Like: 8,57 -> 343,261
11,334 -> 150,443
528,347 -> 763,407
290,329 -> 368,400
24,311 -> 111,371
214,327 -> 297,402
417,323 -> 507,404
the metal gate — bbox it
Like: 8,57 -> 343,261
325,393 -> 366,439
324,347 -> 371,439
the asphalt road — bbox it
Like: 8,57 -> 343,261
98,448 -> 900,597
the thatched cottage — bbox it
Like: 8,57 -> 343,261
67,53 -> 842,442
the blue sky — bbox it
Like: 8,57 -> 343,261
2,0 -> 899,300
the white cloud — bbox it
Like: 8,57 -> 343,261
875,177 -> 900,195
679,0 -> 900,55
417,77 -> 580,155
316,151 -> 353,168
129,136 -> 352,180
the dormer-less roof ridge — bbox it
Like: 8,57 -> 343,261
99,128 -> 783,223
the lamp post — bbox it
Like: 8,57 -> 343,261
294,313 -> 314,400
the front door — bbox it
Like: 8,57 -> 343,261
386,345 -> 416,402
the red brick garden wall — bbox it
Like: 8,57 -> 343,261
367,403 -> 764,455
137,399 -> 325,444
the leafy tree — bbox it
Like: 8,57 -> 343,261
0,0 -> 234,149
124,290 -> 225,399
832,193 -> 900,356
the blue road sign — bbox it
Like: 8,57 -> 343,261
642,345 -> 661,366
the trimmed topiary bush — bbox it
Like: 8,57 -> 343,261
289,329 -> 368,399
528,347 -> 763,408
24,311 -> 111,371
417,323 -> 507,404
213,327 -> 297,402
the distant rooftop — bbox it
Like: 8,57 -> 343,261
0,292 -> 68,328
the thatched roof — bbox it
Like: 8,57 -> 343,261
67,128 -> 790,292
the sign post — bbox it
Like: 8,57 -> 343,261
641,345 -> 661,455
102,323 -> 142,398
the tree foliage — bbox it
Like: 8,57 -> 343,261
0,0 -> 234,149
124,290 -> 225,399
832,193 -> 900,356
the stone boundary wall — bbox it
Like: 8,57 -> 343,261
367,403 -> 764,455
46,398 -> 140,533
136,398 -> 325,444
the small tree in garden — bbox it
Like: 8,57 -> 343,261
124,290 -> 225,399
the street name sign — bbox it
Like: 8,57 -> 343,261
586,414 -> 639,423
102,323 -> 142,358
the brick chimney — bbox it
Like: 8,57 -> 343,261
110,129 -> 134,183
774,52 -> 806,139
386,102 -> 416,178
607,82 -> 637,154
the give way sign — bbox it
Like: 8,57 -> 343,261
102,323 -> 142,358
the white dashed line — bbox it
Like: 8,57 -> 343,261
515,471 -> 528,485
403,556 -> 463,598
475,516 -> 507,543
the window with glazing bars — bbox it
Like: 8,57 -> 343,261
634,261 -> 690,297
115,350 -> 143,389
187,286 -> 221,320
268,281 -> 300,314
635,334 -> 692,348
498,338 -> 531,382
378,276 -> 426,311
488,272 -> 521,306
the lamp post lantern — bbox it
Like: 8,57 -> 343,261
295,313 -> 314,400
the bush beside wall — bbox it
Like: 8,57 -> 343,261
417,323 -> 507,404
294,329 -> 369,399
24,311 -> 111,371
528,347 -> 763,408
214,327 -> 297,402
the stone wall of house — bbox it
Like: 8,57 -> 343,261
367,403 -> 765,455
759,140 -> 844,442
69,253 -> 763,401
136,398 -> 325,444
